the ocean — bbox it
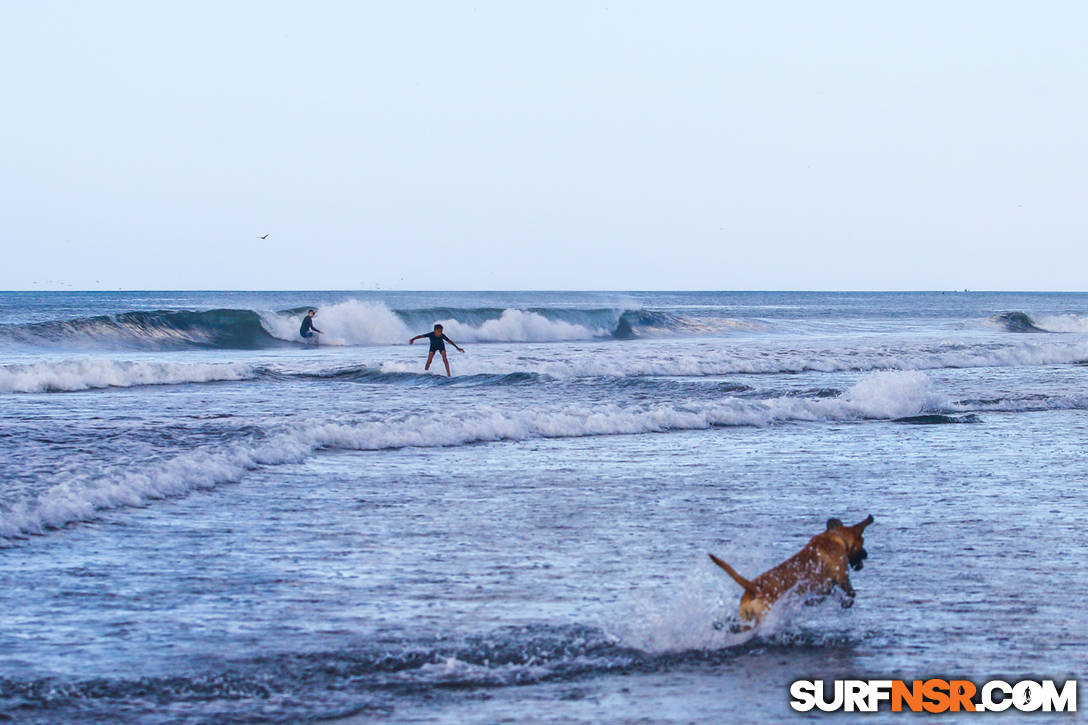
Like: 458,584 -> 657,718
1,290 -> 1085,723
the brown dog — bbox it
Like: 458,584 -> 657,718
708,514 -> 873,628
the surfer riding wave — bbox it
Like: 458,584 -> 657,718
409,324 -> 464,376
299,310 -> 323,342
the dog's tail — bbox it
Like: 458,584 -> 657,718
708,553 -> 758,596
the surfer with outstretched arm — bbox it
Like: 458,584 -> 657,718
409,324 -> 464,376
299,309 -> 323,343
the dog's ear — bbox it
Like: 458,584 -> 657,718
851,514 -> 874,532
826,518 -> 844,530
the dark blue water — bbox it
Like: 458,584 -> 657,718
1,291 -> 1085,723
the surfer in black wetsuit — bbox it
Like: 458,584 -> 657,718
409,324 -> 464,376
299,309 -> 323,343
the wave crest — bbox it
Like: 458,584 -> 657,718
260,300 -> 410,345
0,309 -> 282,350
1,371 -> 942,539
0,359 -> 255,393
1,301 -> 689,350
991,311 -> 1047,333
439,308 -> 602,342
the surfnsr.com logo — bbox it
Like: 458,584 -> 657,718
790,679 -> 1077,713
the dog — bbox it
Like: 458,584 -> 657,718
708,514 -> 873,629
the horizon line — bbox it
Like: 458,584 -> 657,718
1,288 -> 1086,294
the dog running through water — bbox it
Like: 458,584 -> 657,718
708,515 -> 874,629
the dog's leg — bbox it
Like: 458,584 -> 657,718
836,575 -> 856,608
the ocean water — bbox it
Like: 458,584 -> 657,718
0,290 -> 1085,723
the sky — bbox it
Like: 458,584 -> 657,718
1,1 -> 1086,291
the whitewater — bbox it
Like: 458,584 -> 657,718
1,290 -> 1085,723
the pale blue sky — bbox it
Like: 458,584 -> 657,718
2,1 -> 1086,290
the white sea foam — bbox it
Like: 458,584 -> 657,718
1,433 -> 313,538
841,370 -> 938,418
259,301 -> 603,346
0,359 -> 254,393
405,657 -> 553,686
0,371 -> 940,538
1035,313 -> 1088,334
436,309 -> 602,342
611,557 -> 861,654
259,300 -> 412,346
614,563 -> 754,652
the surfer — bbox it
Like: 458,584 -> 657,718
299,309 -> 323,343
409,324 -> 464,376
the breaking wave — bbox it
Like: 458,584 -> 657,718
0,308 -> 282,350
0,371 -> 942,539
0,359 -> 256,393
984,310 -> 1088,334
991,311 -> 1049,333
9,328 -> 1088,395
1033,313 -> 1088,334
0,301 -> 691,351
0,358 -> 547,394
